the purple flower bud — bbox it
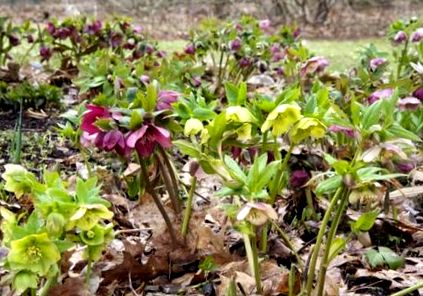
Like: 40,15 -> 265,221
411,28 -> 423,42
235,23 -> 243,32
328,125 -> 357,138
300,56 -> 329,76
230,38 -> 241,51
274,67 -> 284,76
156,50 -> 166,58
133,25 -> 143,34
132,50 -> 143,60
27,35 -> 34,43
184,43 -> 195,55
8,34 -> 20,46
191,76 -> 201,87
413,88 -> 423,101
39,46 -> 52,61
145,44 -> 154,54
110,33 -> 123,48
396,162 -> 414,173
368,88 -> 393,104
290,169 -> 310,188
140,75 -> 150,84
369,57 -> 387,71
293,28 -> 301,39
123,39 -> 136,50
46,22 -> 56,35
394,31 -> 407,44
259,19 -> 271,31
398,96 -> 421,111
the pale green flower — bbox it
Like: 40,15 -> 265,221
13,271 -> 38,294
184,118 -> 204,137
69,204 -> 113,231
261,104 -> 302,136
1,164 -> 38,198
289,117 -> 326,144
7,233 -> 60,276
226,106 -> 255,123
237,202 -> 278,226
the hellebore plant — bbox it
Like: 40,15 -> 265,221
0,165 -> 114,295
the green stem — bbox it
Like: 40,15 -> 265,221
85,258 -> 92,284
261,131 -> 268,155
12,98 -> 23,164
181,176 -> 197,236
316,189 -> 349,296
158,147 -> 181,212
305,187 -> 317,220
215,49 -> 225,94
303,186 -> 344,294
272,221 -> 303,269
396,40 -> 409,80
289,264 -> 296,296
243,230 -> 262,294
391,281 -> 423,296
156,153 -> 181,214
140,158 -> 178,246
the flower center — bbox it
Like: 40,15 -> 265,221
26,246 -> 42,261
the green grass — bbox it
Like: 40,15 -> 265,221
158,38 -> 392,72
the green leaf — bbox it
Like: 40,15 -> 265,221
385,123 -> 422,142
328,237 -> 346,263
129,109 -> 143,130
224,155 -> 246,183
315,175 -> 342,195
143,84 -> 157,112
254,160 -> 280,194
352,211 -> 379,233
173,140 -> 201,158
237,82 -> 247,105
362,99 -> 383,130
379,246 -> 404,270
225,82 -> 238,105
365,248 -> 385,269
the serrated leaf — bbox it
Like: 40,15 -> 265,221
352,211 -> 379,233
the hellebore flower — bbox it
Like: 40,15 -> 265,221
411,28 -> 423,42
110,32 -> 123,48
230,38 -> 241,51
46,22 -> 56,35
328,125 -> 357,138
191,76 -> 201,87
394,31 -> 407,43
289,117 -> 326,144
398,96 -> 421,111
85,20 -> 102,35
184,43 -> 196,55
237,202 -> 278,226
369,57 -> 387,71
290,169 -> 310,188
39,46 -> 52,61
156,50 -> 166,58
157,90 -> 180,110
123,38 -> 136,50
140,75 -> 150,84
70,203 -> 113,231
1,164 -> 38,198
184,118 -> 203,137
133,25 -> 143,34
396,161 -> 415,173
8,34 -> 20,46
275,67 -> 284,76
300,56 -> 329,76
226,106 -> 256,141
126,124 -> 172,157
259,19 -> 271,31
27,34 -> 34,43
13,271 -> 38,294
80,224 -> 106,246
81,104 -> 111,135
53,27 -> 73,39
239,57 -> 252,68
413,88 -> 423,101
293,27 -> 301,39
96,130 -> 128,155
368,88 -> 393,104
145,44 -> 154,54
7,233 -> 60,275
261,104 -> 302,136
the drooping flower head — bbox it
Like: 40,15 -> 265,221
289,117 -> 326,144
413,88 -> 423,101
184,43 -> 196,55
40,46 -> 52,61
368,88 -> 393,105
259,19 -> 271,32
237,202 -> 277,226
411,28 -> 423,42
81,104 -> 111,135
230,38 -> 241,51
184,118 -> 203,137
328,125 -> 358,139
398,97 -> 421,111
261,104 -> 302,136
393,31 -> 407,44
8,34 -> 20,46
290,169 -> 311,188
157,90 -> 180,111
300,56 -> 329,77
126,123 -> 172,157
85,20 -> 102,35
369,57 -> 387,71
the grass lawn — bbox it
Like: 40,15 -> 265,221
159,38 -> 392,72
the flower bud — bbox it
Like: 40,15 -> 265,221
46,213 -> 66,236
411,28 -> 423,42
189,161 -> 200,177
393,31 -> 407,44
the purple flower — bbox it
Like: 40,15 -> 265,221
85,20 -> 102,35
184,43 -> 195,55
413,88 -> 423,101
191,76 -> 201,87
110,33 -> 123,48
398,97 -> 421,111
145,44 -> 154,55
369,57 -> 387,71
157,90 -> 180,110
126,124 -> 172,157
411,28 -> 423,42
27,35 -> 34,43
46,22 -> 56,35
230,38 -> 241,51
140,75 -> 150,84
259,19 -> 271,31
235,23 -> 243,32
53,27 -> 73,40
293,28 -> 301,39
239,57 -> 251,68
368,88 -> 393,104
8,34 -> 20,46
133,25 -> 143,34
396,162 -> 414,173
274,67 -> 284,76
328,125 -> 357,138
156,50 -> 166,58
300,56 -> 329,77
123,39 -> 136,50
271,44 -> 284,62
96,129 -> 128,155
39,46 -> 52,61
394,31 -> 407,44
81,104 -> 111,135
289,169 -> 310,188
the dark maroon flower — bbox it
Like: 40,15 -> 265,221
293,28 -> 301,39
300,57 -> 329,77
184,44 -> 195,55
145,44 -> 154,55
110,33 -> 123,48
53,27 -> 73,40
274,67 -> 284,76
119,22 -> 130,32
157,90 -> 180,110
39,46 -> 52,61
126,124 -> 172,157
156,50 -> 166,58
290,169 -> 310,188
123,39 -> 136,50
239,57 -> 251,68
398,97 -> 421,111
133,25 -> 143,34
394,31 -> 407,44
132,50 -> 143,60
81,104 -> 111,135
8,34 -> 20,46
411,28 -> 423,42
85,20 -> 102,35
191,76 -> 201,87
413,88 -> 423,101
328,125 -> 357,138
396,161 -> 414,173
230,38 -> 241,51
46,22 -> 56,35
27,34 -> 34,43
368,88 -> 393,105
